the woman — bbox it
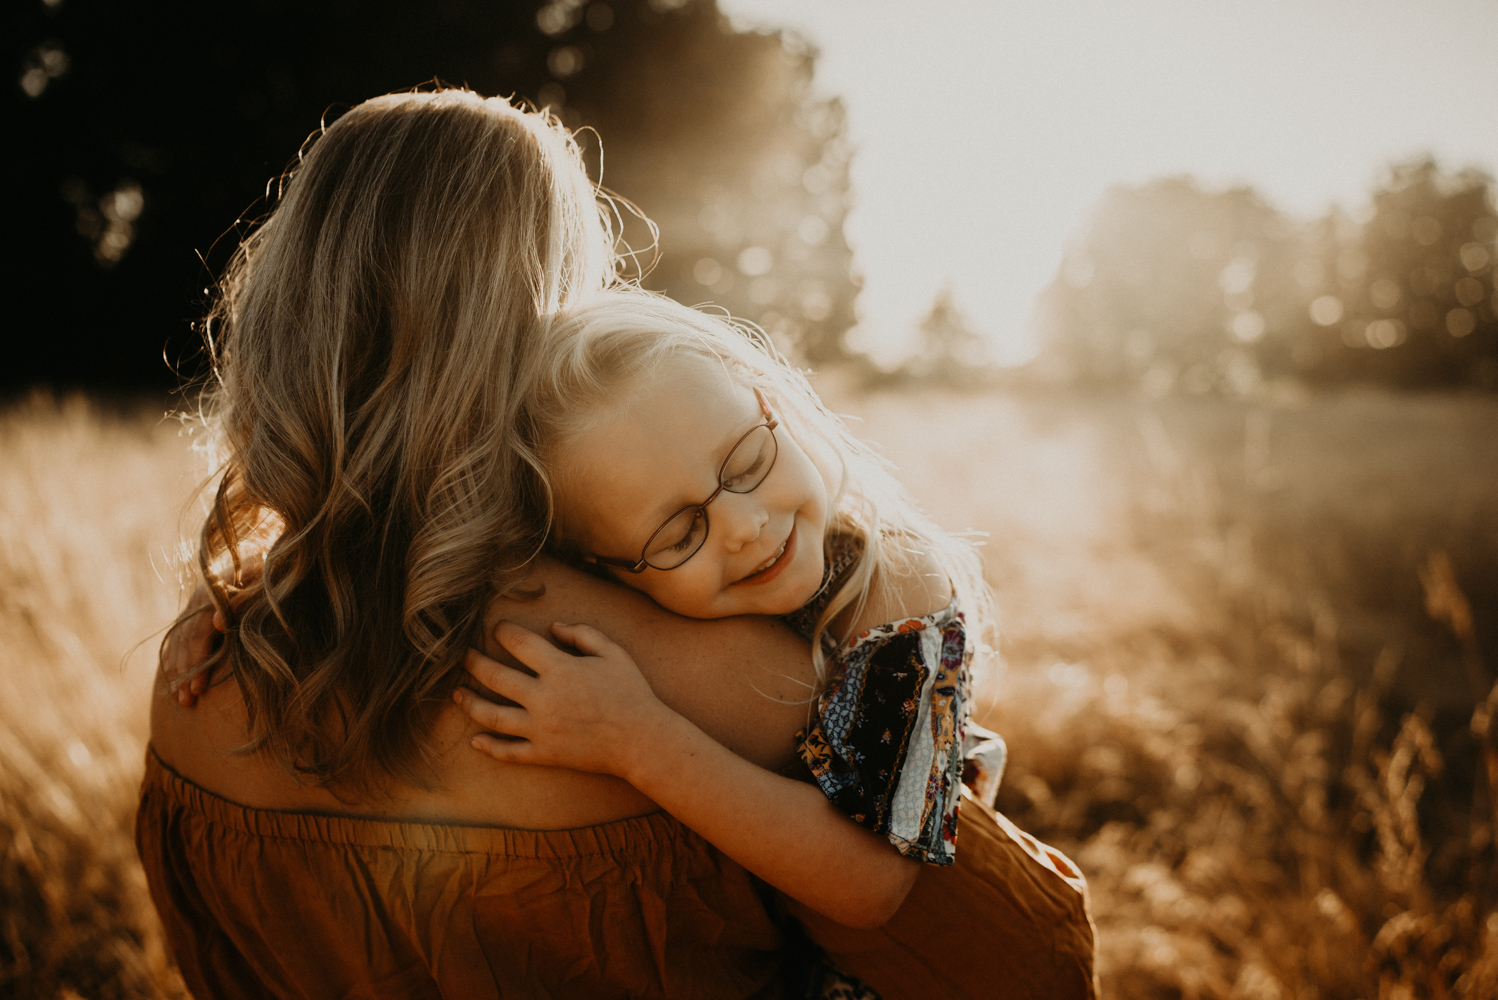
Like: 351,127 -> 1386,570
143,88 -> 1093,999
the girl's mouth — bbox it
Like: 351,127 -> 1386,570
737,525 -> 796,586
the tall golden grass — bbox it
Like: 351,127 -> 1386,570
1,394 -> 197,999
829,383 -> 1498,998
3,385 -> 1496,997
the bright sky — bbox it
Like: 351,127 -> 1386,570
716,0 -> 1498,365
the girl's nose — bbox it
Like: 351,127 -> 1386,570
715,491 -> 769,551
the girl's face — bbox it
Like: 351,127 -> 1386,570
554,359 -> 830,619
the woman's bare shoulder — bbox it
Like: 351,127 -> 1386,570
148,662 -> 659,828
148,557 -> 819,829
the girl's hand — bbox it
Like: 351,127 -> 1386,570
161,584 -> 227,707
455,621 -> 675,778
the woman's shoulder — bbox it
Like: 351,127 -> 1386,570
148,659 -> 657,829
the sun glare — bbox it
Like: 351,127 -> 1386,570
718,0 -> 1498,367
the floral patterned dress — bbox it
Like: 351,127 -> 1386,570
782,535 -> 1007,867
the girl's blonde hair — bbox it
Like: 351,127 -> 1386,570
183,88 -> 614,789
514,289 -> 993,683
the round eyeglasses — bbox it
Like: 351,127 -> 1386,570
590,390 -> 779,573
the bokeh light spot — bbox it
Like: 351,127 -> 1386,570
1456,276 -> 1486,307
1218,258 -> 1256,296
1459,242 -> 1491,272
1047,661 -> 1092,689
547,46 -> 584,78
1365,318 -> 1406,349
67,740 -> 91,768
1446,308 -> 1476,338
1230,311 -> 1265,343
19,42 -> 69,98
796,215 -> 829,246
1309,295 -> 1344,326
737,246 -> 773,276
536,2 -> 580,35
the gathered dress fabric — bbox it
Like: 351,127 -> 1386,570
135,749 -> 796,1000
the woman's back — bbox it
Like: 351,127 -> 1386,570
144,558 -> 822,998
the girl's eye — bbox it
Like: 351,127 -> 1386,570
648,508 -> 706,559
723,455 -> 763,490
669,529 -> 696,552
722,433 -> 771,490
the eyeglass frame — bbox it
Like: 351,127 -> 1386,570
588,388 -> 780,574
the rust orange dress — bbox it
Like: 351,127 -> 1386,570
136,749 -> 797,1000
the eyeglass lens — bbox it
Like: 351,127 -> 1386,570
641,423 -> 777,569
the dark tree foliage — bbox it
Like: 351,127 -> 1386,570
547,1 -> 858,365
1033,163 -> 1498,394
6,0 -> 857,393
1326,160 -> 1498,388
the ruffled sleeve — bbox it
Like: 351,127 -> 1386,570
795,602 -> 971,865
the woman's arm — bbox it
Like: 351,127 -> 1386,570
457,621 -> 919,929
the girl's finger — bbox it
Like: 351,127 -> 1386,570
452,687 -> 531,735
493,620 -> 571,672
463,648 -> 539,700
470,733 -> 537,764
550,621 -> 619,658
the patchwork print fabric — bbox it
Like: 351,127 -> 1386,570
784,535 -> 991,866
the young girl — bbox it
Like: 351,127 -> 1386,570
453,288 -> 1096,998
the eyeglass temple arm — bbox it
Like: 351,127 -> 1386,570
586,553 -> 648,573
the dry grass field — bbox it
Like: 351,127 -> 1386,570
3,384 -> 1497,998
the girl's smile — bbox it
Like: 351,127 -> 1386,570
738,524 -> 794,584
553,359 -> 829,619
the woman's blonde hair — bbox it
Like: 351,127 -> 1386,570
182,88 -> 614,789
514,288 -> 993,684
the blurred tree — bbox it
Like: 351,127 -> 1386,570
1032,177 -> 1304,397
1032,162 -> 1498,393
5,0 -> 857,393
542,0 -> 859,365
1314,159 -> 1498,389
896,284 -> 987,383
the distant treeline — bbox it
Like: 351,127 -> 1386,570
1032,161 -> 1498,393
9,0 -> 857,393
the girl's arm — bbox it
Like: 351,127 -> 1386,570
456,621 -> 920,929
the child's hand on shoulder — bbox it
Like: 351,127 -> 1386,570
456,621 -> 673,778
161,583 -> 226,706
